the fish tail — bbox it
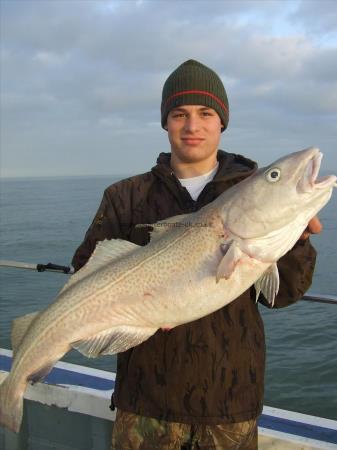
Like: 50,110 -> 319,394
0,375 -> 24,433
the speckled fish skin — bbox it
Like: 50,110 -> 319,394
1,147 -> 336,433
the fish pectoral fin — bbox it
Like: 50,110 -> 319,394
71,325 -> 158,357
11,311 -> 40,356
60,239 -> 140,296
216,241 -> 243,283
254,262 -> 280,307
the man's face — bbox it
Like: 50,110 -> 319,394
166,105 -> 223,164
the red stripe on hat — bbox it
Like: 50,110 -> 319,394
165,90 -> 228,114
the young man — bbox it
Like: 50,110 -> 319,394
72,60 -> 319,449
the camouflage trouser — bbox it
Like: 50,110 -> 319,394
111,409 -> 258,450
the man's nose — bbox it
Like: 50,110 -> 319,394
184,115 -> 201,133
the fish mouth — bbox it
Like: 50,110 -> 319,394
297,150 -> 337,193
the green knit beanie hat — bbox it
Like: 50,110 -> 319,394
161,59 -> 229,132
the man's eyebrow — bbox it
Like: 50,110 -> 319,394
170,107 -> 188,113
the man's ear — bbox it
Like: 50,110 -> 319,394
164,124 -> 168,130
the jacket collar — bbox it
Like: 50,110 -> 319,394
150,150 -> 257,208
152,150 -> 257,185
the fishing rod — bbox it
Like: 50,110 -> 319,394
0,260 -> 74,274
0,260 -> 336,305
301,293 -> 337,306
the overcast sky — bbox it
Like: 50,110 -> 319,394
1,0 -> 337,178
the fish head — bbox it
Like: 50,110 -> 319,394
221,147 -> 336,255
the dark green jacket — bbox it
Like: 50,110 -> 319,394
72,150 -> 316,424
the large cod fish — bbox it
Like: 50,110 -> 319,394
1,147 -> 336,433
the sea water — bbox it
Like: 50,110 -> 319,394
0,175 -> 336,420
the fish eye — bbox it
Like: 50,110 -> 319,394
265,167 -> 281,183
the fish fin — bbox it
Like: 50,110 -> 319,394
72,325 -> 158,357
216,241 -> 243,283
90,239 -> 140,264
0,375 -> 24,433
59,239 -> 140,295
254,263 -> 279,307
11,311 -> 40,356
27,360 -> 57,384
136,214 -> 192,241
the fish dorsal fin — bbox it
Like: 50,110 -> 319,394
254,262 -> 279,307
59,239 -> 140,295
136,213 -> 192,241
89,239 -> 140,266
216,241 -> 243,283
11,311 -> 40,356
71,325 -> 158,357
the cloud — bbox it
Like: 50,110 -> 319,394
1,0 -> 337,177
290,0 -> 337,37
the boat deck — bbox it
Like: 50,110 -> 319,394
1,348 -> 336,449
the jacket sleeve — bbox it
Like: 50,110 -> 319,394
71,187 -> 130,272
257,238 -> 317,309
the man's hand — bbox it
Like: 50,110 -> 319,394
300,216 -> 323,240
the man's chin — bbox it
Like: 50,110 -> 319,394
177,153 -> 212,165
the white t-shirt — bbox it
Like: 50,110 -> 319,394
178,163 -> 219,201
